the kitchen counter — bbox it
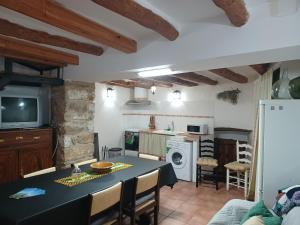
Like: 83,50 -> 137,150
139,129 -> 211,142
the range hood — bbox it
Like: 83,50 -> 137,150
126,87 -> 151,105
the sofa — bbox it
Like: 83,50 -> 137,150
208,199 -> 300,225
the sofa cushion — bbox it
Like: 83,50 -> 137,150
282,207 -> 300,225
240,201 -> 272,224
242,216 -> 263,225
272,185 -> 300,216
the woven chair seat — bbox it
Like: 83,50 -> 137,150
197,157 -> 218,168
225,161 -> 250,172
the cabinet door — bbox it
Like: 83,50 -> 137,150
0,149 -> 18,184
19,145 -> 52,177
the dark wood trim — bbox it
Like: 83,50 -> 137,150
0,0 -> 137,53
250,63 -> 271,75
214,127 -> 252,133
173,72 -> 218,85
92,0 -> 178,41
0,18 -> 104,56
210,68 -> 248,83
152,76 -> 199,87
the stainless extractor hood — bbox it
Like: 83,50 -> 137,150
126,87 -> 151,105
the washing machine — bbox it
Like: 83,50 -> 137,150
166,140 -> 193,181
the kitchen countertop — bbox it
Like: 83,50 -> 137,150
139,129 -> 212,142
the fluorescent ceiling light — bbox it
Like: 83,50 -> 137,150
138,68 -> 173,77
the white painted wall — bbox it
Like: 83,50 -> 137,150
94,82 -> 255,149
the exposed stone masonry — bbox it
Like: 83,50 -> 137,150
52,80 -> 95,167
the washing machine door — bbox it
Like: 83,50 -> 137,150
169,149 -> 186,169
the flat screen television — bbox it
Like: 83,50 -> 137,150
0,96 -> 40,129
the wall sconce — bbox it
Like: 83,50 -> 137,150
106,87 -> 115,98
172,90 -> 181,101
150,85 -> 156,95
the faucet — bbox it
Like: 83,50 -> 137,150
171,121 -> 174,132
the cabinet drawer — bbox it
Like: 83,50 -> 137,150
22,130 -> 52,145
0,132 -> 20,147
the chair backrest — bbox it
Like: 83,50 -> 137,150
136,169 -> 160,195
23,167 -> 56,178
89,182 -> 123,217
236,140 -> 253,164
200,139 -> 215,159
74,158 -> 97,167
139,153 -> 160,161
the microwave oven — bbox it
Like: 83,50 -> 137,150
187,124 -> 209,134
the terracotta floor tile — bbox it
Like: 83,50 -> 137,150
157,181 -> 244,225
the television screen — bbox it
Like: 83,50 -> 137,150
1,97 -> 38,123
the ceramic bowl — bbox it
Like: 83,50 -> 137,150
90,162 -> 113,174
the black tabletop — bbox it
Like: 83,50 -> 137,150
0,156 -> 177,225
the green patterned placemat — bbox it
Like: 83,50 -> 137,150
55,162 -> 132,187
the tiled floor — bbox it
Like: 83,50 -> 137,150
158,181 -> 244,225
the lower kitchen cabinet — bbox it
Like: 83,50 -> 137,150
0,128 -> 53,184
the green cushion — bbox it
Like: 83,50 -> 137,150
263,216 -> 282,225
240,201 -> 273,224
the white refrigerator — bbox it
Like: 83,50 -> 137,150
256,100 -> 300,207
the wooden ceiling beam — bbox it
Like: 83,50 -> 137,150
0,0 -> 137,53
210,68 -> 248,83
213,0 -> 249,27
151,76 -> 199,87
0,35 -> 78,65
250,63 -> 271,75
130,78 -> 174,88
0,18 -> 104,56
173,72 -> 218,85
92,0 -> 179,41
104,80 -> 151,89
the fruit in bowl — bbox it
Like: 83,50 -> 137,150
90,162 -> 113,174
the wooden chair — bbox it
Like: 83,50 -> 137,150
225,140 -> 253,198
124,169 -> 160,225
23,167 -> 56,178
196,139 -> 219,190
88,182 -> 124,225
139,153 -> 160,161
74,158 -> 97,167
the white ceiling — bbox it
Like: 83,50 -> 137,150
0,0 -> 299,83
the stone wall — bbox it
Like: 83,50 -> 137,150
52,81 -> 95,167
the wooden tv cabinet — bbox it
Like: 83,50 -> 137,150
0,128 -> 53,184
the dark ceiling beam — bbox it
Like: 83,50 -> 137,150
0,18 -> 104,56
210,68 -> 248,83
130,78 -> 174,88
92,0 -> 179,41
212,0 -> 249,27
0,0 -> 137,53
0,34 -> 78,66
250,63 -> 271,75
173,72 -> 218,85
151,76 -> 199,87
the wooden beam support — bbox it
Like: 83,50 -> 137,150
210,68 -> 248,83
173,72 -> 218,85
130,78 -> 174,88
0,18 -> 104,56
104,80 -> 151,89
0,0 -> 137,53
213,0 -> 249,27
151,76 -> 199,87
0,35 -> 78,65
250,63 -> 271,75
92,0 -> 179,41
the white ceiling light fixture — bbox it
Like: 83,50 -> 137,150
138,68 -> 173,77
172,90 -> 181,101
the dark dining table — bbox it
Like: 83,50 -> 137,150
0,156 -> 177,225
